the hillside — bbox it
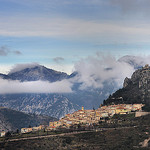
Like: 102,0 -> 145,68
1,115 -> 150,150
104,64 -> 150,110
0,58 -> 142,118
0,94 -> 79,119
0,107 -> 57,132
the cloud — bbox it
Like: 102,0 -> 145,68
4,0 -> 149,20
118,55 -> 150,69
46,63 -> 74,75
2,54 -> 150,94
0,46 -> 22,56
0,64 -> 12,74
1,16 -> 150,44
53,57 -> 65,64
9,63 -> 40,74
6,0 -> 105,7
13,50 -> 22,55
73,54 -> 150,90
1,0 -> 150,45
0,46 -> 10,56
73,54 -> 135,90
110,0 -> 150,15
0,78 -> 73,94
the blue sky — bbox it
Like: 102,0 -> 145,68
0,0 -> 150,74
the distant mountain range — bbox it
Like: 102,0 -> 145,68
0,65 -> 114,118
0,94 -> 79,119
0,55 -> 145,118
0,107 -> 57,132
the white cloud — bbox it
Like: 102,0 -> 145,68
0,79 -> 73,94
46,63 -> 74,75
73,54 -> 135,89
1,16 -> 150,44
73,54 -> 150,90
9,63 -> 40,74
0,64 -> 12,74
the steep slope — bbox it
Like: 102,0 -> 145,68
104,64 -> 150,107
0,94 -> 79,119
66,81 -> 118,109
8,65 -> 69,82
0,107 -> 57,132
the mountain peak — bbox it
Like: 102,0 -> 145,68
9,63 -> 40,74
8,65 -> 69,82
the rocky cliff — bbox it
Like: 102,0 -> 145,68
104,64 -> 150,108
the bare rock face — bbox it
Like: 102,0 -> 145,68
105,64 -> 150,106
128,64 -> 150,87
123,77 -> 131,88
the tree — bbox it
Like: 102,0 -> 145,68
28,125 -> 31,128
5,131 -> 11,137
16,129 -> 19,134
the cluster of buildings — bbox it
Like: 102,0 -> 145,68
21,125 -> 45,133
19,104 -> 143,134
0,125 -> 46,136
0,131 -> 6,137
0,104 -> 145,136
48,104 -> 144,130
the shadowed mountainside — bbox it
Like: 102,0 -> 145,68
0,107 -> 57,132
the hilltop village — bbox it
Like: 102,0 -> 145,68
19,103 -> 144,134
48,104 -> 143,130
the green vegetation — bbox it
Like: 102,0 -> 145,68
98,113 -> 136,128
0,130 -> 65,142
0,127 -> 149,150
1,114 -> 150,149
0,107 -> 57,131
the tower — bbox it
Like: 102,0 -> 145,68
82,106 -> 84,111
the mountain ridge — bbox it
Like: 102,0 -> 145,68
7,65 -> 69,82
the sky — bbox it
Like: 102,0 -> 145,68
1,0 -> 150,74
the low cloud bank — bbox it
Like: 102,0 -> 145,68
1,54 -> 150,94
0,79 -> 73,94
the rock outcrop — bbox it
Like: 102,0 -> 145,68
105,64 -> 150,108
